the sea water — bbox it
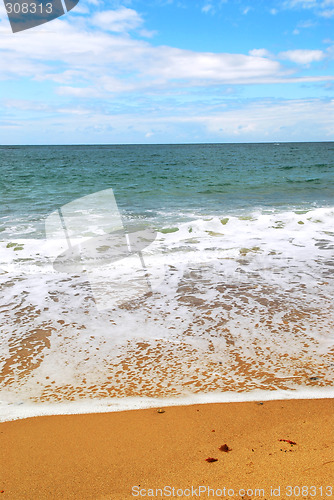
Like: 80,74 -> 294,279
0,143 -> 333,420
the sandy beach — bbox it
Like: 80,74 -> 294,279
0,398 -> 333,499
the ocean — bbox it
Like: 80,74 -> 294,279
0,143 -> 333,420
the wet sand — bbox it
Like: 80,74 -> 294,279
0,398 -> 333,499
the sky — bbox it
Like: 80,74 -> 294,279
0,0 -> 333,144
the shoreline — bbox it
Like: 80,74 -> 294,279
1,386 -> 333,423
1,397 -> 333,499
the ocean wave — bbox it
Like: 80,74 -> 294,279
1,206 -> 333,412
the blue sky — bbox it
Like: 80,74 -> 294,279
0,0 -> 333,144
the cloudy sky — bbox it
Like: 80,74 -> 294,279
0,0 -> 333,144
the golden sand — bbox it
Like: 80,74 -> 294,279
0,398 -> 333,499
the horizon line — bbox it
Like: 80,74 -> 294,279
1,140 -> 333,147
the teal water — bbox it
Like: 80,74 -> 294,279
1,142 -> 333,238
0,142 -> 333,417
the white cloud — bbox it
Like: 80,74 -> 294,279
0,15 -> 288,86
242,6 -> 252,15
249,49 -> 272,58
297,19 -> 316,27
0,5 -> 333,144
283,0 -> 334,15
0,12 -> 332,94
3,99 -> 50,111
202,4 -> 213,13
57,86 -> 100,97
57,107 -> 91,115
198,98 -> 334,139
3,98 -> 332,143
279,49 -> 325,64
143,48 -> 283,82
139,28 -> 157,38
0,2 -> 332,144
201,1 -> 228,14
0,5 -> 332,97
91,7 -> 143,32
293,19 -> 316,33
319,8 -> 334,16
284,0 -> 317,8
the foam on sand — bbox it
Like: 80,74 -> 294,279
1,386 -> 333,422
1,207 -> 333,420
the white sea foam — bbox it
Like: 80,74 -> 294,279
0,387 -> 333,423
0,206 -> 333,419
